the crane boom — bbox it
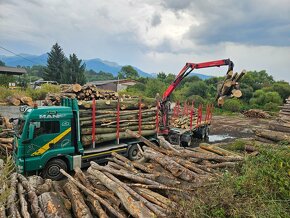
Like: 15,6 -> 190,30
159,58 -> 234,133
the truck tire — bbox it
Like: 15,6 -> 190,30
128,144 -> 140,161
42,159 -> 67,181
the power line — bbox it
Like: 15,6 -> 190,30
0,45 -> 39,65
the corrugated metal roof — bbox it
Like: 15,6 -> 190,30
0,66 -> 27,75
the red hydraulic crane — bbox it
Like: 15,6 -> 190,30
159,59 -> 234,134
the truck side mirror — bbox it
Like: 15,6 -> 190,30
28,123 -> 35,140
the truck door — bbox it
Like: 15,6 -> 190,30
23,119 -> 72,172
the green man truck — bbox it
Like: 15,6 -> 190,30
13,99 -> 157,180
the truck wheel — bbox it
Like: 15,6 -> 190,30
128,144 -> 140,161
42,159 -> 67,180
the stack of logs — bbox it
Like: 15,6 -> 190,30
0,114 -> 14,155
43,84 -> 133,106
171,115 -> 198,129
6,95 -> 33,106
242,109 -> 271,119
2,129 -> 252,218
216,70 -> 246,106
79,98 -> 156,146
254,97 -> 290,143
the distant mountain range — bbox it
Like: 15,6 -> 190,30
0,53 -> 212,80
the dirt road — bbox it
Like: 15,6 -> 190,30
209,114 -> 271,140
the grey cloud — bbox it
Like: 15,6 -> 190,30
151,13 -> 161,26
182,0 -> 290,46
161,0 -> 192,10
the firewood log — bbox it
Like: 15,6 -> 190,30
38,192 -> 72,218
63,182 -> 93,218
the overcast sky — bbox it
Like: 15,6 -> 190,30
0,0 -> 290,81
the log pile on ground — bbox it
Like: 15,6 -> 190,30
0,114 -> 14,155
43,83 -> 133,106
242,109 -> 271,119
216,70 -> 245,106
5,94 -> 33,106
1,132 -> 255,217
254,97 -> 290,143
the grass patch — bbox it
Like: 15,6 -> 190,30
0,84 -> 60,102
171,142 -> 290,218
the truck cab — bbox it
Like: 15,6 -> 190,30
14,105 -> 78,179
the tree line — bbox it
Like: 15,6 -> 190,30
124,71 -> 290,112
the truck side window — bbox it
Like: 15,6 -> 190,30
30,121 -> 60,138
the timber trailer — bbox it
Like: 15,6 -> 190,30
13,58 -> 237,180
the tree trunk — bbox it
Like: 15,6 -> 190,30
7,173 -> 21,218
79,98 -> 154,110
90,162 -> 162,186
60,169 -> 126,218
6,96 -> 20,106
143,147 -> 197,182
17,174 -> 45,218
63,182 -> 93,218
133,187 -> 175,209
268,123 -> 290,133
87,167 -> 155,218
81,130 -> 155,146
86,196 -> 108,218
103,171 -> 166,217
199,143 -> 241,157
38,192 -> 72,218
81,124 -> 155,135
0,138 -> 13,144
17,183 -> 30,218
51,181 -> 72,211
255,129 -> 290,142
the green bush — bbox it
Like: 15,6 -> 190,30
223,98 -> 242,112
171,143 -> 290,217
264,102 -> 280,111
